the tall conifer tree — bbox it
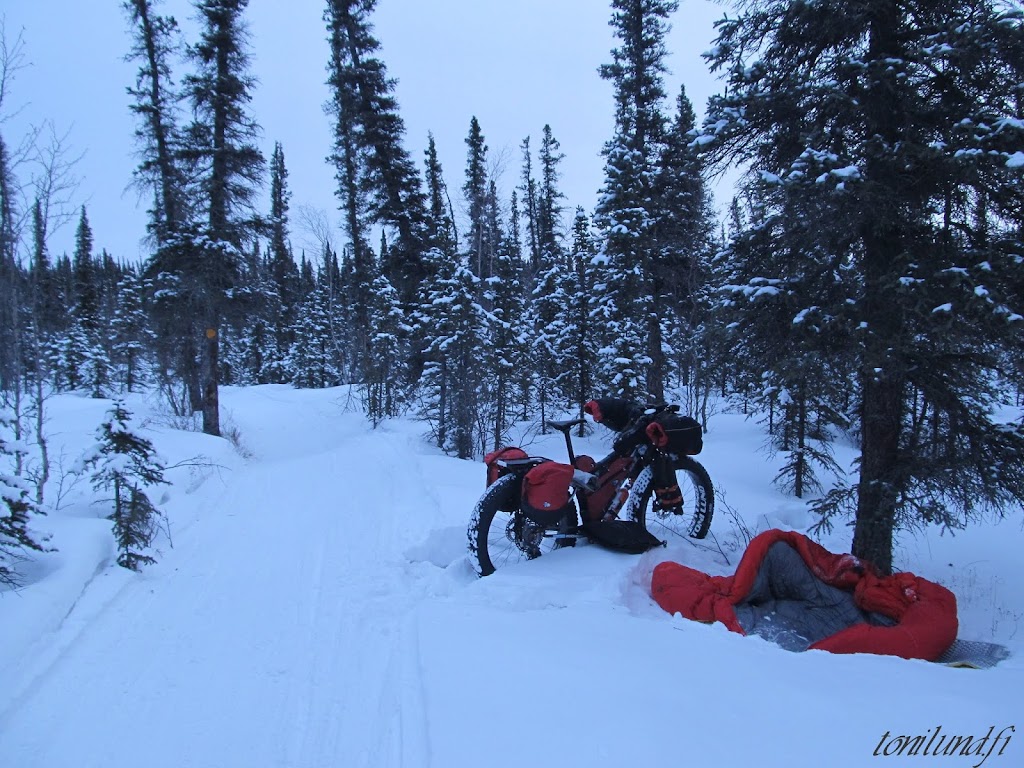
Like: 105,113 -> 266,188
594,0 -> 678,401
324,0 -> 428,306
181,0 -> 265,436
699,0 -> 1024,572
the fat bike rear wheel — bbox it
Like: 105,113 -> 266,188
633,456 -> 714,542
467,474 -> 578,577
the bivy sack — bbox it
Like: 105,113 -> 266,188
521,461 -> 576,525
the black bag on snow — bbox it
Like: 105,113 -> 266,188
581,520 -> 663,554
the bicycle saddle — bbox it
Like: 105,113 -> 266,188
546,418 -> 586,433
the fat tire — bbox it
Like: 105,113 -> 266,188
635,455 -> 714,540
467,473 -> 578,577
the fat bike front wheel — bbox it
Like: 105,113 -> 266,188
467,474 -> 578,577
633,456 -> 714,542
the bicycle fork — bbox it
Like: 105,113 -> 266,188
606,466 -> 653,521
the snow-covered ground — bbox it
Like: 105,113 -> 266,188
1,385 -> 1021,767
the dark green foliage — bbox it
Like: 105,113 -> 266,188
593,0 -> 684,402
700,0 -> 1024,573
557,209 -> 600,433
86,401 -> 168,571
124,0 -> 189,240
423,134 -> 457,260
267,142 -> 298,376
593,134 -> 655,400
1,407 -> 44,587
463,117 -> 490,279
285,278 -> 340,389
418,259 -> 488,458
182,0 -> 264,245
482,201 -> 529,449
324,0 -> 428,306
536,125 -> 565,268
364,274 -> 408,425
181,0 -> 265,436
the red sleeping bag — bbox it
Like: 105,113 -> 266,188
651,529 -> 958,660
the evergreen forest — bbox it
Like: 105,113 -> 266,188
2,0 -> 1023,575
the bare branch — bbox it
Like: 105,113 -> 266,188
31,121 -> 83,243
295,203 -> 335,259
0,16 -> 30,123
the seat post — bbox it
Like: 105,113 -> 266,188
563,431 -> 576,466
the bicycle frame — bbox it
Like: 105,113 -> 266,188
470,399 -> 714,576
553,425 -> 656,525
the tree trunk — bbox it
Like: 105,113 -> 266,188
646,307 -> 665,403
853,375 -> 903,575
202,326 -> 220,436
795,393 -> 807,499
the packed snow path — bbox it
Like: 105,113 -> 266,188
1,386 -> 1020,768
0,388 -> 467,767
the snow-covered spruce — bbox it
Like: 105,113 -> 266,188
82,401 -> 168,571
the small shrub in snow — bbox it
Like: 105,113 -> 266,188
1,407 -> 45,586
84,401 -> 169,571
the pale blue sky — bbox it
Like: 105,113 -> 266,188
2,0 -> 727,263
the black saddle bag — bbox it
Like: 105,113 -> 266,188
581,519 -> 663,554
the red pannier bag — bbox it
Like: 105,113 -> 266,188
521,461 -> 575,525
484,446 -> 529,488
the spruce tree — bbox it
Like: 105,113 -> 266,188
536,125 -> 565,268
324,8 -> 374,380
124,0 -> 206,414
30,199 -> 64,341
286,279 -> 340,389
557,208 -> 599,433
416,248 -> 456,450
594,0 -> 678,401
463,117 -> 490,279
70,208 -> 110,397
423,133 -> 457,259
483,195 -> 530,448
364,274 -> 408,425
110,270 -> 152,392
699,0 -> 1024,572
267,141 -> 296,379
85,401 -> 168,571
124,0 -> 189,240
519,135 -> 540,276
592,135 -> 655,400
181,0 -> 265,436
653,85 -> 714,397
324,0 -> 428,306
1,406 -> 44,586
419,259 -> 488,458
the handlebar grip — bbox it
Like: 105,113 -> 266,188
571,469 -> 600,493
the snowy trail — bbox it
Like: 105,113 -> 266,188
0,392 -> 452,768
2,387 -> 1021,768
